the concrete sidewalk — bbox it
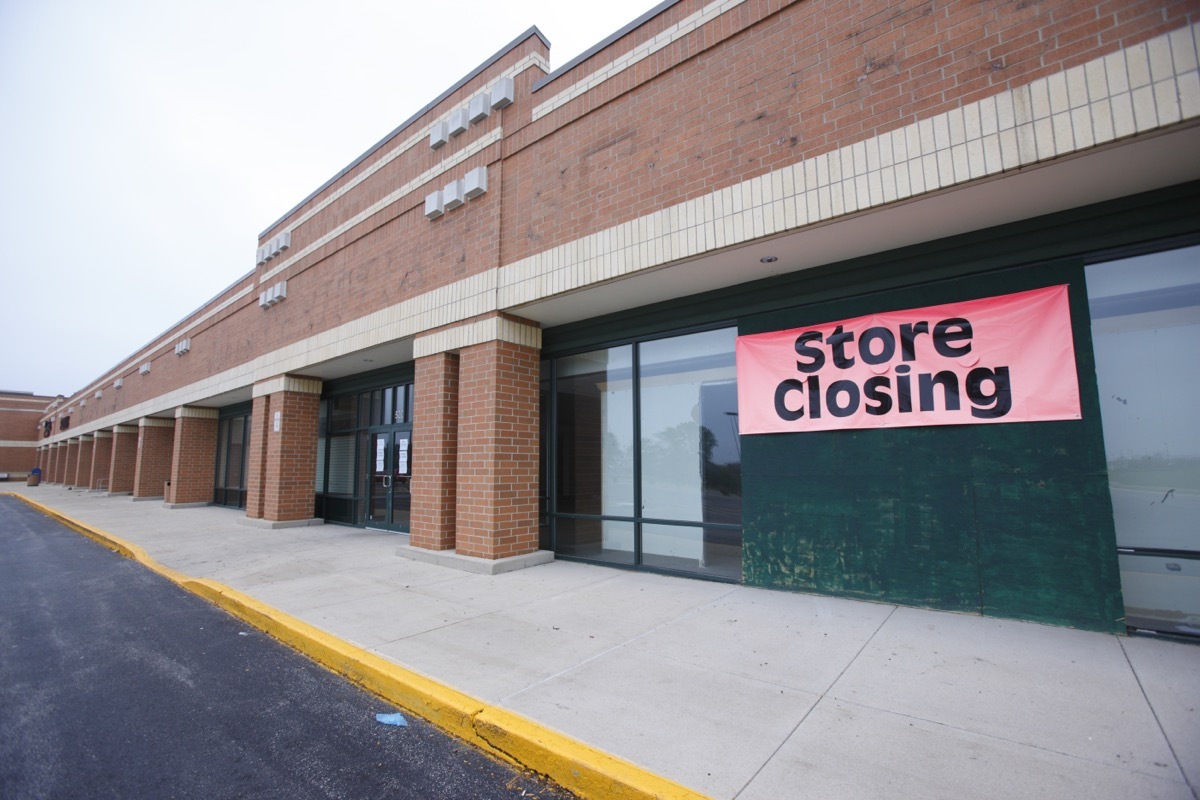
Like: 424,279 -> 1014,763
4,485 -> 1197,800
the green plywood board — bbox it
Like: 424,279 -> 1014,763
740,263 -> 1126,632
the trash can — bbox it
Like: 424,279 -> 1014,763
27,468 -> 41,487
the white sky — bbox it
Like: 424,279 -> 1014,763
0,0 -> 657,398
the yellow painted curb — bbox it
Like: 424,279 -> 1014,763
2,492 -> 711,800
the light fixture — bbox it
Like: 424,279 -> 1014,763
760,256 -> 778,263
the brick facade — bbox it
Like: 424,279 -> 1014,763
133,419 -> 175,499
246,378 -> 321,523
0,391 -> 53,475
27,1 -> 1200,586
90,431 -> 113,492
62,439 -> 78,488
74,435 -> 94,490
453,339 -> 541,560
167,407 -> 219,505
108,425 -> 138,494
411,351 -> 460,550
245,394 -> 271,520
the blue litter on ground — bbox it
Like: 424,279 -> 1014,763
375,712 -> 408,727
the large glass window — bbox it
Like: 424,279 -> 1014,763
1087,244 -> 1200,636
554,346 -> 635,564
550,327 -> 741,580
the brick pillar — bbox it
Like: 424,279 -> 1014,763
133,418 -> 175,499
62,438 -> 79,487
47,444 -> 60,483
108,425 -> 138,494
245,394 -> 270,519
455,338 -> 541,560
90,431 -> 113,491
411,351 -> 460,551
74,435 -> 94,489
167,406 -> 219,506
246,376 -> 322,524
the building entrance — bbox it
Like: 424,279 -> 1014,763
365,426 -> 412,532
316,375 -> 414,531
213,408 -> 250,509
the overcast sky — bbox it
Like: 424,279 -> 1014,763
0,0 -> 656,398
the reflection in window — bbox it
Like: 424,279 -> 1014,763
551,328 -> 741,580
639,329 -> 741,578
1087,244 -> 1200,635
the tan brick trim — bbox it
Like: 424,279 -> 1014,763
533,0 -> 751,122
175,406 -> 220,420
252,376 -> 323,398
138,417 -> 176,429
414,316 -> 542,358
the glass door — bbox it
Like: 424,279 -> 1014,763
213,413 -> 249,508
366,427 -> 412,532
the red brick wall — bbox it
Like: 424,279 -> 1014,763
91,433 -> 113,491
109,427 -> 138,494
411,351 -> 460,550
504,0 -> 1200,262
454,340 -> 540,559
48,445 -> 61,483
74,436 -> 94,489
245,394 -> 271,519
133,422 -> 175,498
168,413 -> 219,505
260,391 -> 320,522
39,2 -> 1198,439
0,393 -> 50,473
61,441 -> 78,487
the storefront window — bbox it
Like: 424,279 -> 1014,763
1087,244 -> 1200,635
551,328 -> 741,579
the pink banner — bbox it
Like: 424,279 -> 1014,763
735,285 -> 1081,434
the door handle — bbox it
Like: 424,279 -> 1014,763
382,475 -> 392,489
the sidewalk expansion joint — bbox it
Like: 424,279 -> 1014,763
3,492 -> 712,800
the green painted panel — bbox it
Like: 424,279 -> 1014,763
740,262 -> 1125,632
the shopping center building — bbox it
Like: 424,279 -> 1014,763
34,0 -> 1200,636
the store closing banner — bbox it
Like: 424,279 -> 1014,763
736,285 -> 1082,435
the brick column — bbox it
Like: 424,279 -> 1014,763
90,431 -> 113,491
133,418 -> 175,499
62,438 -> 79,487
108,425 -> 138,494
455,338 -> 541,560
167,406 -> 219,506
74,435 -> 94,489
48,443 -> 61,483
411,351 -> 460,551
245,394 -> 270,520
246,376 -> 322,525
